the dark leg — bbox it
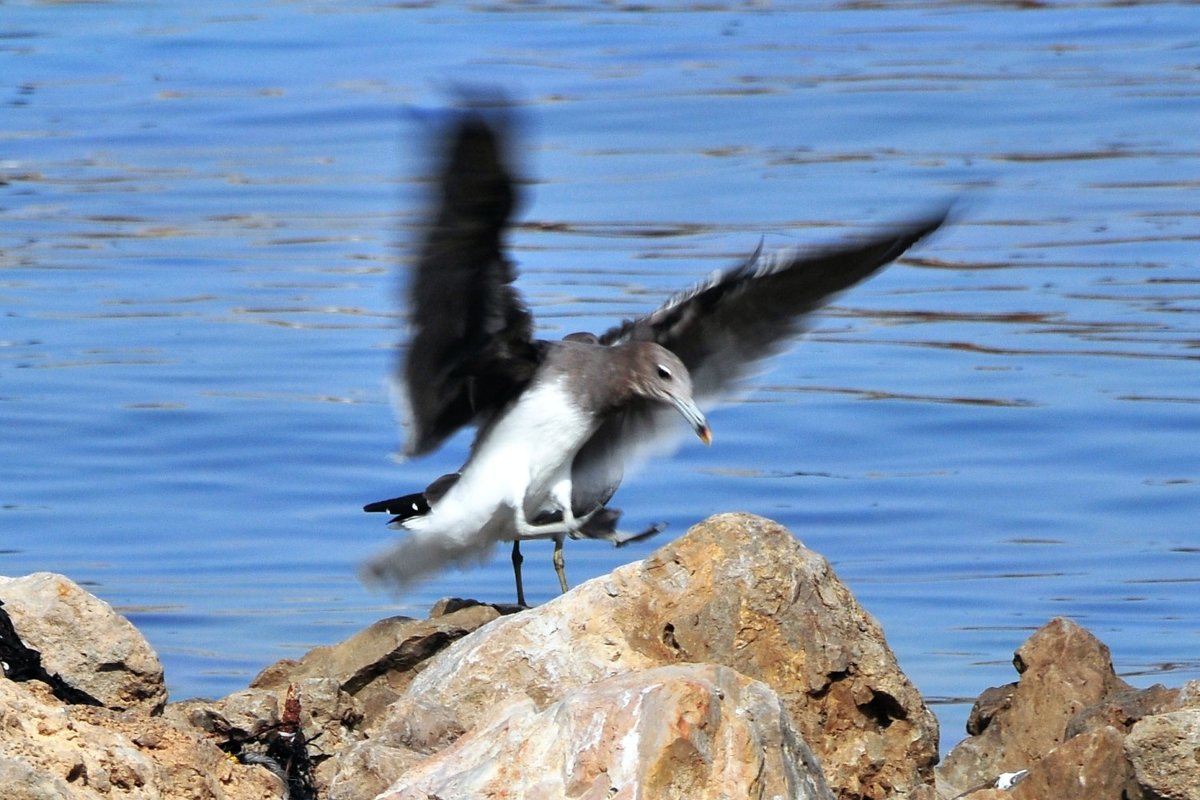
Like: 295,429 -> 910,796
512,540 -> 527,607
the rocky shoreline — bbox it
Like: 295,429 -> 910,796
2,513 -> 1196,800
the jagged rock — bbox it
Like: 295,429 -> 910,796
7,528 -> 1199,800
358,513 -> 936,800
1125,709 -> 1200,800
1002,725 -> 1139,800
250,602 -> 502,732
169,677 -> 362,791
965,683 -> 1016,736
0,678 -> 281,800
0,572 -> 166,714
937,629 -> 1200,800
326,739 -> 425,800
376,663 -> 834,800
1006,617 -> 1133,746
936,617 -> 1133,798
1067,683 -> 1183,739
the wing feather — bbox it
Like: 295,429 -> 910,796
399,108 -> 540,457
569,211 -> 950,505
599,210 -> 949,404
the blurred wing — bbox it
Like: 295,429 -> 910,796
399,108 -> 540,458
569,210 -> 949,504
598,210 -> 950,404
569,398 -> 683,514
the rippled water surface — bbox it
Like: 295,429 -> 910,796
3,1 -> 1198,750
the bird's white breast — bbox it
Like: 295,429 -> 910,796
405,376 -> 597,544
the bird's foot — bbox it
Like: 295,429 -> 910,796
568,507 -> 666,547
611,522 -> 667,548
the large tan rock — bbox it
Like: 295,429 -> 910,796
369,513 -> 936,800
250,601 -> 502,732
377,663 -> 834,800
0,572 -> 166,714
1125,709 -> 1200,800
0,678 -> 281,800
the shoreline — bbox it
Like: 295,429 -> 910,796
2,513 -> 1196,800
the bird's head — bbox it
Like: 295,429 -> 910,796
628,343 -> 712,445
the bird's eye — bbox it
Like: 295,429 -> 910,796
656,364 -> 672,380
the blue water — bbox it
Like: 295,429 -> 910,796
3,2 -> 1198,752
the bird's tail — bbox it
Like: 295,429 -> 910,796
358,517 -> 496,594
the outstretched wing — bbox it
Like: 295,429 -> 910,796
598,210 -> 950,404
567,211 -> 950,508
399,107 -> 541,458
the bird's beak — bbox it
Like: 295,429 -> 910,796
672,395 -> 712,446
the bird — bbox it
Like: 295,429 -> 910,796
363,102 -> 948,605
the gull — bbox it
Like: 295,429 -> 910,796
363,105 -> 948,604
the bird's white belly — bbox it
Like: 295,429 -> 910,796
406,377 -> 596,544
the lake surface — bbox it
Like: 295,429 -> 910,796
3,1 -> 1197,752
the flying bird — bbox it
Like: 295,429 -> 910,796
364,105 -> 948,605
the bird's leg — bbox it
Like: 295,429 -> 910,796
547,479 -> 584,595
549,478 -> 600,542
552,536 -> 568,594
508,479 -> 598,541
512,540 -> 527,608
508,480 -> 594,597
509,511 -> 576,540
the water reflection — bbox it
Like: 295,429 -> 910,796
771,383 -> 1036,408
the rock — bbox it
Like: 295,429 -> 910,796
948,773 -> 1030,799
376,663 -> 835,800
955,792 -> 1008,800
0,677 -> 282,800
965,683 -> 1016,736
8,525 -> 1200,800
0,755 -> 70,800
428,596 -> 523,618
1125,709 -> 1200,800
171,676 -> 362,790
250,603 -> 501,732
938,631 -> 1200,800
1067,683 -> 1183,739
1006,617 -> 1133,747
364,513 -> 936,800
1004,725 -> 1139,800
0,572 -> 166,714
326,739 -> 425,800
936,617 -> 1132,797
